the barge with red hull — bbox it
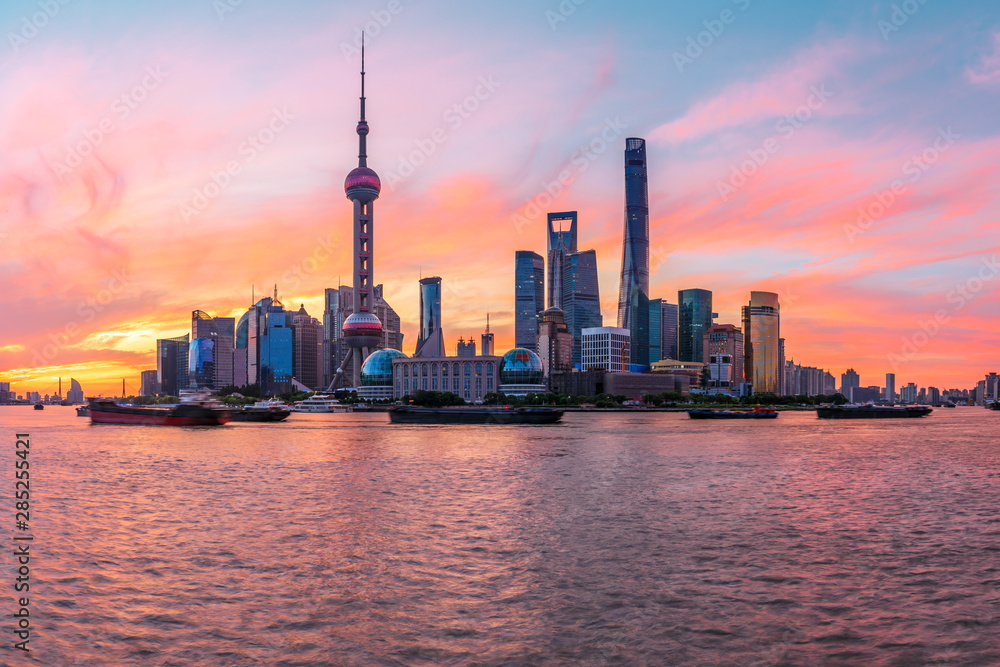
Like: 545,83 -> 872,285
88,399 -> 230,426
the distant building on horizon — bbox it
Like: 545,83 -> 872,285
678,289 -> 714,365
481,315 -> 495,357
885,373 -> 896,403
617,138 -> 650,366
191,310 -> 235,390
66,378 -> 84,403
660,302 -> 679,362
514,251 -> 545,351
415,277 -> 445,357
841,368 -> 860,397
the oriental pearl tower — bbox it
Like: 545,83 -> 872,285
339,40 -> 383,390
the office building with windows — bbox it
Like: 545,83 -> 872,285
678,289 -> 714,364
581,326 -> 631,373
514,251 -> 545,350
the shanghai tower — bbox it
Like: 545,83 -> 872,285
617,137 -> 650,366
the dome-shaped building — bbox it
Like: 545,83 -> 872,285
498,348 -> 547,397
359,348 -> 408,400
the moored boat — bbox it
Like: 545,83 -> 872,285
816,404 -> 932,419
76,406 -> 90,417
33,403 -> 44,410
688,408 -> 778,419
229,398 -> 291,422
290,395 -> 352,413
389,405 -> 563,425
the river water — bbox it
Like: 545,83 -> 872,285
1,406 -> 998,666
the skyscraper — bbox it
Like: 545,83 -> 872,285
547,212 -> 578,309
660,302 -> 678,360
339,40 -> 384,389
885,373 -> 896,403
192,310 -> 234,389
648,298 -> 662,365
414,277 -> 445,357
157,334 -> 189,397
747,291 -> 780,394
292,305 -> 322,390
514,251 -> 545,350
617,138 -> 650,366
841,368 -> 860,397
562,249 -> 602,366
322,287 -> 341,390
537,307 -> 573,380
678,289 -> 713,363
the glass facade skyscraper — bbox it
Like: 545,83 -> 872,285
617,138 -> 650,366
748,291 -> 780,394
414,277 -> 444,357
678,289 -> 713,363
547,212 -> 577,309
514,251 -> 545,350
156,334 -> 189,397
661,302 -> 679,361
189,337 -> 215,389
648,298 -> 662,365
562,250 -> 602,366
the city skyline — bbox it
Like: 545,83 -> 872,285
3,1 -> 1000,395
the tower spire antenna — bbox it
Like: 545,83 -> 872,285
356,31 -> 368,168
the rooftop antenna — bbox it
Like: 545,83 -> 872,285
486,312 -> 490,333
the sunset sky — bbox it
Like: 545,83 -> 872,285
2,0 -> 999,396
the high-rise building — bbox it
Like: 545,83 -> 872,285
321,288 -> 341,390
704,324 -> 744,394
582,326 -> 631,373
537,307 -> 573,380
617,138 -> 650,366
157,334 -> 189,397
192,310 -> 235,389
140,370 -> 158,396
514,251 -> 545,350
457,338 -> 476,357
778,338 -> 786,395
562,250 -> 602,366
648,298 -> 662,366
339,41 -> 384,389
547,212 -> 578,309
481,315 -> 495,357
985,373 -> 1000,403
415,277 -> 445,357
746,291 -> 780,394
901,382 -> 918,403
885,373 -> 896,403
292,305 -> 322,390
660,302 -> 679,361
841,368 -> 860,397
678,289 -> 713,364
66,378 -> 84,403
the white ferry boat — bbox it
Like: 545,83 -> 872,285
290,395 -> 352,413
